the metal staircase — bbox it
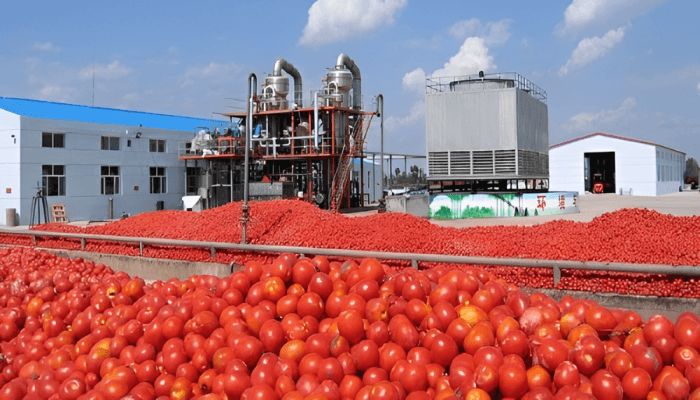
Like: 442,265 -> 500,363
329,114 -> 374,211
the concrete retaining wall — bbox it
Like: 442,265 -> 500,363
33,247 -> 233,281
385,194 -> 429,217
532,288 -> 699,320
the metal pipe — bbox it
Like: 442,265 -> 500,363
242,73 -> 257,244
335,53 -> 361,110
2,228 -> 700,278
314,91 -> 319,150
377,94 -> 385,210
273,58 -> 303,107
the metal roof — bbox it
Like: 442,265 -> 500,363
0,97 -> 227,132
550,132 -> 685,155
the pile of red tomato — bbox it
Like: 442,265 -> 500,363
0,247 -> 699,399
0,201 -> 699,297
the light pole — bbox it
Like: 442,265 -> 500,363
241,73 -> 256,244
377,94 -> 385,212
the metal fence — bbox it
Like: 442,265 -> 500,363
426,72 -> 547,103
1,228 -> 699,286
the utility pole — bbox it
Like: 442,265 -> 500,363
377,94 -> 385,212
241,73 -> 256,244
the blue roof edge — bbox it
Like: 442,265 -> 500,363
0,96 -> 228,132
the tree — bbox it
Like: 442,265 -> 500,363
686,158 -> 699,186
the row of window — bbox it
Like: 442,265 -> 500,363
657,163 -> 683,182
42,165 -> 167,196
42,132 -> 166,152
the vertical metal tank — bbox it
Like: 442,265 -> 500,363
324,68 -> 353,107
261,58 -> 302,111
262,75 -> 289,110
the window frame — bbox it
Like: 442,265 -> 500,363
101,136 -> 120,151
100,165 -> 120,195
42,132 -> 65,148
149,139 -> 166,153
41,164 -> 66,196
186,167 -> 200,195
149,166 -> 167,194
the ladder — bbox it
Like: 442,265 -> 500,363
329,114 -> 374,211
51,203 -> 68,223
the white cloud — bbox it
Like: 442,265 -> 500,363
697,82 -> 700,94
564,97 -> 636,132
37,85 -> 76,102
560,0 -> 664,33
79,61 -> 131,80
180,62 -> 242,87
449,18 -> 511,45
33,41 -> 60,52
559,27 -> 625,76
432,37 -> 496,78
385,101 -> 425,131
299,0 -> 407,46
402,68 -> 426,93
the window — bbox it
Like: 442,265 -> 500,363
41,165 -> 65,196
42,132 -> 65,148
149,139 -> 166,153
101,136 -> 120,150
100,166 -> 120,195
150,167 -> 166,194
186,167 -> 200,194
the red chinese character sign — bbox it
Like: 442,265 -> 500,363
536,195 -> 547,211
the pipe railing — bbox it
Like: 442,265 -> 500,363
1,228 -> 699,286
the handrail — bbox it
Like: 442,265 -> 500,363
0,228 -> 699,285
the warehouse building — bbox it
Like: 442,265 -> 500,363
549,132 -> 685,196
0,97 -> 226,225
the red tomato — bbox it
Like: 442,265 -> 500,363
351,340 -> 380,371
591,370 -> 623,400
499,363 -> 528,398
621,367 -> 652,400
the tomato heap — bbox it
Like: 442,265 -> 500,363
0,202 -> 697,298
0,247 -> 699,399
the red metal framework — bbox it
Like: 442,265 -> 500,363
179,103 -> 375,210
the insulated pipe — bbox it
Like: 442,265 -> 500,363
273,58 -> 303,107
314,91 -> 319,150
335,53 -> 361,109
377,94 -> 384,209
242,73 -> 257,244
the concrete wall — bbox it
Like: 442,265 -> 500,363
655,146 -> 685,195
0,110 -> 21,225
17,116 -> 193,223
550,135 -> 657,196
386,194 -> 429,217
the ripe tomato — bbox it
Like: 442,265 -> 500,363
591,370 -> 623,400
499,363 -> 528,398
621,367 -> 652,400
337,310 -> 364,344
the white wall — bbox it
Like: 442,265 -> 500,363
0,110 -> 21,225
655,146 -> 685,195
18,117 -> 194,224
549,135 -> 657,196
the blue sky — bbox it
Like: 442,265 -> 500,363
1,0 -> 699,158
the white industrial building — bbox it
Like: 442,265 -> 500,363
0,97 -> 226,225
549,132 -> 685,196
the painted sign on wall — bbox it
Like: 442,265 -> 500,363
429,191 -> 578,219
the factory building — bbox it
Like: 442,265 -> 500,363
0,97 -> 226,225
549,132 -> 685,196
